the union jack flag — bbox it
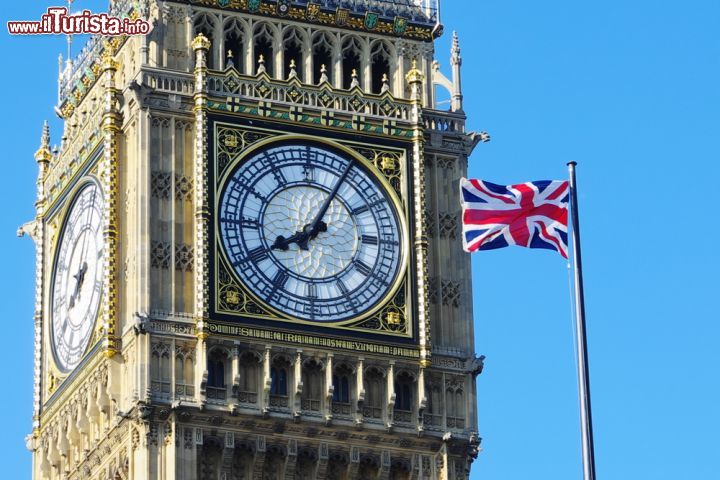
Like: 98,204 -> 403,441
460,178 -> 570,258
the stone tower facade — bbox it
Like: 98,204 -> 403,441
23,1 -> 485,478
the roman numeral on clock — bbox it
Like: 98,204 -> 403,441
336,279 -> 349,296
272,270 -> 289,289
361,235 -> 379,246
354,260 -> 373,276
351,204 -> 370,216
247,247 -> 269,264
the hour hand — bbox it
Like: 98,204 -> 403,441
69,262 -> 88,309
271,221 -> 327,251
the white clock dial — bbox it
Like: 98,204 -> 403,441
51,182 -> 104,372
219,142 -> 404,323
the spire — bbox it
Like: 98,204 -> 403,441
451,31 -> 461,65
40,121 -> 50,150
450,31 -> 464,112
34,121 -> 52,164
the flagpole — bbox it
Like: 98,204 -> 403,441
567,161 -> 597,480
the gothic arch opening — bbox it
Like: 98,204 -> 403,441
371,40 -> 393,94
238,351 -> 260,405
363,367 -> 385,419
207,348 -> 229,400
253,22 -> 275,76
223,17 -> 245,72
341,36 -> 363,89
270,355 -> 291,408
193,13 -> 216,69
313,32 -> 335,84
301,359 -> 323,412
283,27 -> 305,81
394,371 -> 415,413
333,364 -> 353,415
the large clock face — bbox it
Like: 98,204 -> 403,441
51,182 -> 104,372
219,142 -> 404,323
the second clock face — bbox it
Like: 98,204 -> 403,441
218,142 -> 404,323
51,182 -> 104,372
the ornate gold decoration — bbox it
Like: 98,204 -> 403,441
354,147 -> 404,196
193,37 -> 212,341
217,255 -> 271,316
212,127 -> 413,340
191,32 -> 211,52
215,126 -> 273,180
406,57 -> 432,366
100,48 -> 121,358
406,59 -> 425,85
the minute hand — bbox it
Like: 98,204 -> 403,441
305,159 -> 354,239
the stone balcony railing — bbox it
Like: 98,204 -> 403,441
133,66 -> 466,134
286,0 -> 439,24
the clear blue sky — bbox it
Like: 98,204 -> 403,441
2,1 -> 719,478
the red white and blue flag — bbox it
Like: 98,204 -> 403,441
460,178 -> 570,258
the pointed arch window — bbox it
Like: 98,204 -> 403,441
207,349 -> 227,400
371,41 -> 393,94
394,372 -> 414,412
446,380 -> 466,429
270,356 -> 290,408
301,359 -> 323,412
363,367 -> 384,419
313,33 -> 334,84
283,27 -> 305,81
223,18 -> 245,72
332,364 -> 353,415
254,23 -> 275,77
342,37 -> 363,89
193,14 -> 216,69
174,347 -> 194,398
238,351 -> 259,404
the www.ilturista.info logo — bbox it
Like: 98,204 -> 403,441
8,7 -> 152,36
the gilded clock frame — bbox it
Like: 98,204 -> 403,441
209,118 -> 419,344
46,175 -> 105,375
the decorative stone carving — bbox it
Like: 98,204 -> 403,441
441,280 -> 461,308
439,213 -> 458,239
151,171 -> 172,199
175,174 -> 194,201
175,244 -> 194,272
150,241 -> 171,269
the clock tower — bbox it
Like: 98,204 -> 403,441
23,1 -> 485,478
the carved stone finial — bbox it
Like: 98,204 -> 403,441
319,63 -> 329,84
405,59 -> 424,85
451,31 -> 462,67
191,32 -> 211,51
257,54 -> 266,75
350,68 -> 360,89
288,59 -> 297,79
40,121 -> 50,150
381,73 -> 390,93
452,31 -> 460,55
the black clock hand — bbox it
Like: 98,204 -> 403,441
69,262 -> 88,309
271,160 -> 353,251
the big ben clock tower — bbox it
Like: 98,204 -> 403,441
23,0 -> 485,478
